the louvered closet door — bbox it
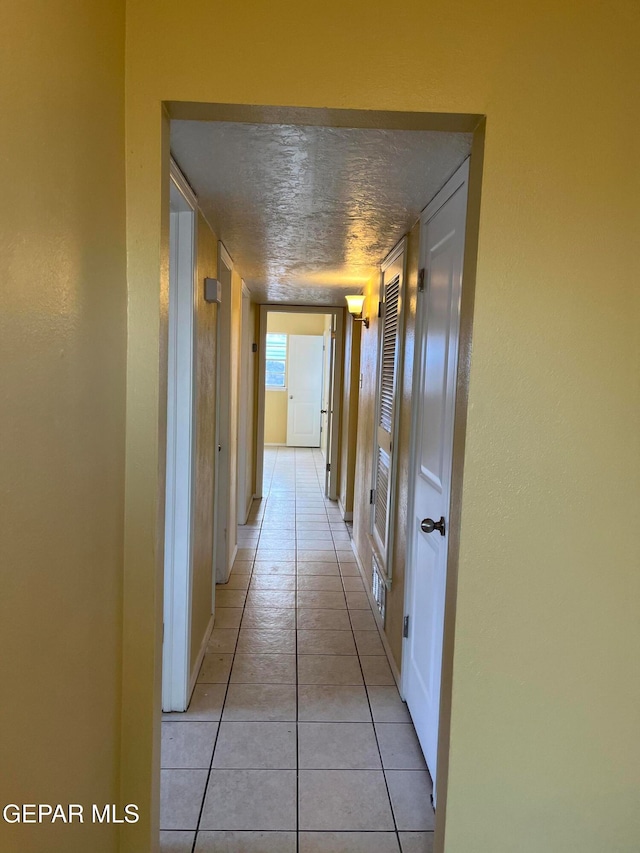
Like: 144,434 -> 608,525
372,243 -> 405,568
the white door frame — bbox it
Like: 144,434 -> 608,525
213,242 -> 236,583
162,161 -> 198,712
256,305 -> 344,499
400,158 -> 471,791
237,282 -> 253,524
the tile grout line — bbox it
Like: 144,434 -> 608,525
338,540 -> 402,848
188,451 -> 272,851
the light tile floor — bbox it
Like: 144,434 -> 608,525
161,448 -> 435,853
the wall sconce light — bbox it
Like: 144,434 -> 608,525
345,294 -> 369,328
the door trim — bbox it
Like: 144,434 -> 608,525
237,283 -> 253,524
400,155 -> 478,825
213,241 -> 236,584
162,161 -> 197,712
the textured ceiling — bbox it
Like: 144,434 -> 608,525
171,121 -> 472,305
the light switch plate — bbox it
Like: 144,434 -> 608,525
204,277 -> 222,303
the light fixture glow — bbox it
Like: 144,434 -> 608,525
345,294 -> 369,328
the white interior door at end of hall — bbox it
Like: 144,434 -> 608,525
404,161 -> 469,799
287,334 -> 324,447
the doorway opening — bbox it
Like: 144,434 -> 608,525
142,103 -> 485,853
256,306 -> 345,502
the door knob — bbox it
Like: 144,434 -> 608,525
321,409 -> 328,414
421,516 -> 446,536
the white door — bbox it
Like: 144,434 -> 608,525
162,167 -> 197,712
403,160 -> 469,796
286,335 -> 324,447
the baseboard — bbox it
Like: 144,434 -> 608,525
238,496 -> 254,526
351,539 -> 402,688
338,497 -> 353,521
244,496 -> 254,523
227,543 -> 238,580
188,613 -> 214,699
264,442 -> 286,446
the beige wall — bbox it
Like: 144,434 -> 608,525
267,312 -> 328,336
189,213 -> 218,671
264,312 -> 327,445
0,2 -> 126,852
122,3 -> 640,851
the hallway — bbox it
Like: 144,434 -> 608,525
160,447 -> 434,852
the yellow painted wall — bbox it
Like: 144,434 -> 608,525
264,313 -> 327,445
122,2 -> 640,851
189,213 -> 218,672
264,390 -> 288,444
267,312 -> 328,336
0,2 -> 126,852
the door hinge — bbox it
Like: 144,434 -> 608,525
418,268 -> 426,292
326,463 -> 331,472
369,488 -> 375,505
403,615 -> 410,638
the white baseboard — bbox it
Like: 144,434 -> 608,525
227,543 -> 238,579
338,497 -> 353,521
351,539 -> 402,688
188,613 -> 214,699
264,442 -> 286,447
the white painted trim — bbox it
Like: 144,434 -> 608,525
337,497 -> 353,522
329,311 -> 344,501
380,235 -> 407,272
219,241 -> 234,270
228,543 -> 238,577
169,157 -> 198,209
214,242 -> 236,585
237,286 -> 252,525
350,539 -> 402,688
242,496 -> 255,524
188,613 -> 214,698
400,158 -> 470,697
162,177 -> 198,712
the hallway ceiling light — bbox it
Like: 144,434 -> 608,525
345,294 -> 369,328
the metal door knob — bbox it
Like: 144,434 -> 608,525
421,516 -> 446,536
320,409 -> 328,414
